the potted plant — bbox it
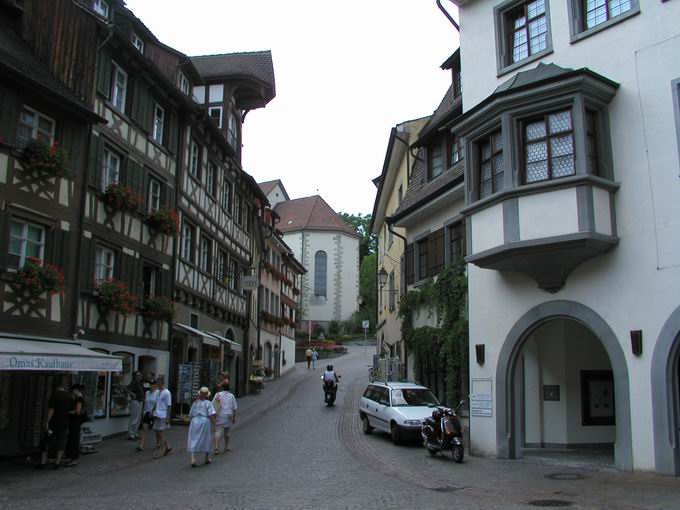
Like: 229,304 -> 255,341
146,206 -> 179,236
249,374 -> 264,393
138,295 -> 175,322
13,257 -> 65,295
96,278 -> 139,315
263,367 -> 273,377
103,183 -> 143,213
19,139 -> 70,178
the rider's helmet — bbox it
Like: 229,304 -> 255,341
327,364 -> 333,371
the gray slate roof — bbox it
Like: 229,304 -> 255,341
191,51 -> 275,88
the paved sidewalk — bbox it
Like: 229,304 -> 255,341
0,360 -> 311,485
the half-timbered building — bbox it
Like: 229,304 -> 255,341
170,52 -> 276,397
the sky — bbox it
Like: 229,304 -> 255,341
125,0 -> 460,215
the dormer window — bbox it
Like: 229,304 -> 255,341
428,143 -> 444,180
93,0 -> 109,18
178,72 -> 191,96
131,34 -> 144,54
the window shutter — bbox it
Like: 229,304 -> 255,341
166,184 -> 175,209
0,90 -> 19,147
159,267 -> 173,300
48,228 -> 69,270
0,212 -> 8,270
405,243 -> 414,285
120,252 -> 135,290
96,50 -> 112,98
88,134 -> 104,190
167,111 -> 179,154
428,229 -> 445,276
82,238 -> 95,294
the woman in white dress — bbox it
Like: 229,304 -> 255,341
187,387 -> 216,467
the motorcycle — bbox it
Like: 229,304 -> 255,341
421,401 -> 465,463
322,375 -> 340,406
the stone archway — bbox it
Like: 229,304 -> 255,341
496,300 -> 633,472
651,305 -> 680,475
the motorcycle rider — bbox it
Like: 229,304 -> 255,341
321,364 -> 339,388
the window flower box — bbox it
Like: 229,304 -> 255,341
146,207 -> 179,236
19,139 -> 70,178
103,184 -> 143,213
13,257 -> 65,295
138,296 -> 175,322
95,278 -> 138,315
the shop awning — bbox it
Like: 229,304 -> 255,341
205,331 -> 242,353
0,338 -> 122,372
172,323 -> 242,352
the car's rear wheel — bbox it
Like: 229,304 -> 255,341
390,423 -> 401,445
362,415 -> 373,435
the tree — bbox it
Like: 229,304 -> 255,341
348,252 -> 377,335
338,212 -> 377,263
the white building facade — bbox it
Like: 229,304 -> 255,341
451,0 -> 680,474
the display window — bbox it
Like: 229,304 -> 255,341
110,351 -> 134,417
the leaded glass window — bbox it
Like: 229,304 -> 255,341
479,131 -> 504,198
314,251 -> 327,298
585,0 -> 632,29
509,0 -> 548,64
524,110 -> 575,184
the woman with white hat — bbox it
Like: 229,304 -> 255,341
187,387 -> 216,467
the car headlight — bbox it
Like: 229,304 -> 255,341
403,419 -> 422,426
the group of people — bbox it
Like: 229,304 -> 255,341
305,348 -> 319,369
126,371 -> 238,467
36,383 -> 88,469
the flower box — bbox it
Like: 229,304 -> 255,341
19,139 -> 70,178
96,278 -> 139,315
138,296 -> 175,322
13,257 -> 65,295
146,207 -> 179,236
103,184 -> 143,213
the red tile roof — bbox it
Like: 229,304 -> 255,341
274,196 -> 360,238
258,179 -> 289,200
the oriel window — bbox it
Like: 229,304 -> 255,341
479,131 -> 504,198
524,110 -> 575,184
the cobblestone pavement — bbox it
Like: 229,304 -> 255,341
1,346 -> 679,509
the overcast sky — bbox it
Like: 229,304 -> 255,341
125,0 -> 460,215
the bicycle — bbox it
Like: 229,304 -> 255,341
368,366 -> 389,382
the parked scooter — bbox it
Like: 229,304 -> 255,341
421,401 -> 465,463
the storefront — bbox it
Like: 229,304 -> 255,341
0,335 -> 122,457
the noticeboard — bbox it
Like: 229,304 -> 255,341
470,377 -> 493,417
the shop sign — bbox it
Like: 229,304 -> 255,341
1,355 -> 121,372
241,275 -> 258,291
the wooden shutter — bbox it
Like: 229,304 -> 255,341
405,243 -> 414,285
0,212 -> 8,270
48,228 -> 69,271
167,110 -> 179,154
96,49 -> 112,98
88,134 -> 105,190
160,267 -> 173,300
427,229 -> 445,276
81,238 -> 95,294
132,81 -> 151,133
0,88 -> 19,147
119,252 -> 135,291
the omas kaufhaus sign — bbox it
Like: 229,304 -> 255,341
6,357 -> 74,370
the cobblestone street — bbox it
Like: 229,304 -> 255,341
1,346 -> 679,510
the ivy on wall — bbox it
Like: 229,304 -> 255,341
398,257 -> 468,405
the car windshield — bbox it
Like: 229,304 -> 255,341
391,388 -> 439,407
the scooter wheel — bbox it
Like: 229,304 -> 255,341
452,445 -> 464,463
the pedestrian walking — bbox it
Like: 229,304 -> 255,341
36,383 -> 73,470
126,371 -> 145,440
63,384 -> 85,467
153,377 -> 173,458
212,384 -> 237,455
305,348 -> 313,369
187,387 -> 216,467
311,348 -> 319,370
136,379 -> 159,452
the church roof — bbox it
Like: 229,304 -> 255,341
273,195 -> 360,238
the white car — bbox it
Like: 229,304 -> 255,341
359,381 -> 440,444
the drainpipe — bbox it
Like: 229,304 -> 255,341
436,0 -> 460,32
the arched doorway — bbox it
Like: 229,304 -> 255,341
496,300 -> 632,472
651,305 -> 680,475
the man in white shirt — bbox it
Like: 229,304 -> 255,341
152,377 -> 173,458
212,385 -> 238,454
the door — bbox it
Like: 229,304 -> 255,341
373,387 -> 391,432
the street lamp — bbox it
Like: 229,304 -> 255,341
377,266 -> 388,287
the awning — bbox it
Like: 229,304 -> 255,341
172,323 -> 220,346
205,331 -> 242,353
172,323 -> 242,352
0,338 -> 122,372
